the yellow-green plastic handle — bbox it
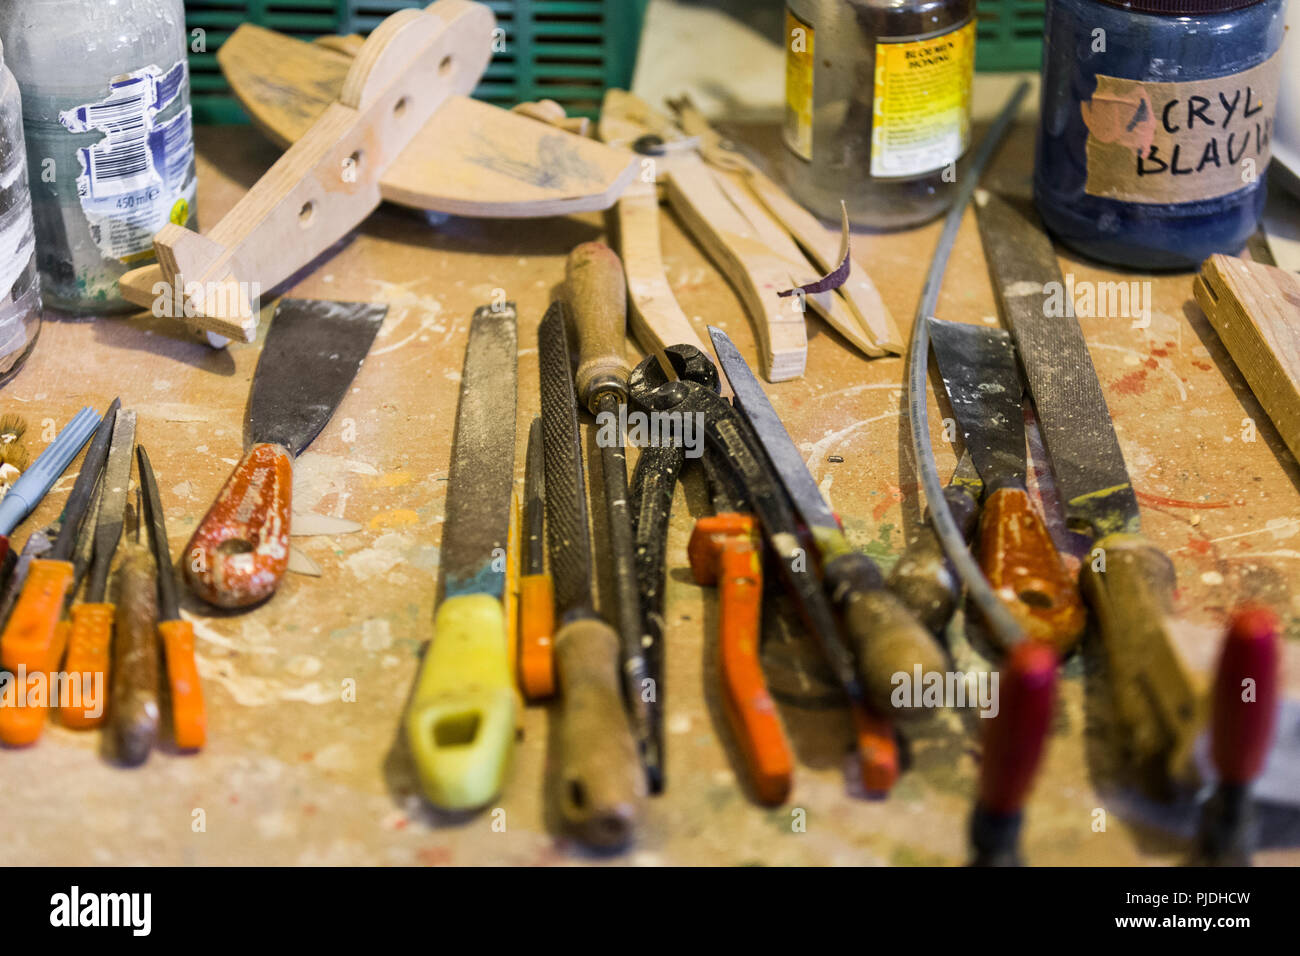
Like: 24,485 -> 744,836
405,592 -> 516,810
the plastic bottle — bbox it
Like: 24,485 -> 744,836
0,36 -> 40,384
0,0 -> 198,313
1035,0 -> 1288,270
781,0 -> 976,230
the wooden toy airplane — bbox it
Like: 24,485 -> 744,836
118,0 -> 637,341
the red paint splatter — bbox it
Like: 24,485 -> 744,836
1193,361 -> 1213,372
300,751 -> 314,761
1143,357 -> 1159,370
1187,537 -> 1212,556
417,846 -> 453,866
229,794 -> 239,804
873,484 -> 904,521
1151,347 -> 1169,358
302,804 -> 318,816
1136,491 -> 1231,510
1112,369 -> 1149,395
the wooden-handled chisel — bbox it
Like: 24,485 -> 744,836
112,492 -> 159,766
539,301 -> 644,848
928,318 -> 1085,654
565,241 -> 658,792
138,446 -> 207,750
62,409 -> 137,729
185,298 -> 386,607
405,303 -> 519,810
709,326 -> 947,720
975,191 -> 1203,789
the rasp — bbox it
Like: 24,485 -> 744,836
62,408 -> 137,730
185,298 -> 386,608
928,318 -> 1085,653
405,303 -> 518,811
539,301 -> 643,849
709,326 -> 946,720
975,191 -> 1202,788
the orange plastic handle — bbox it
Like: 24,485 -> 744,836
978,486 -> 1087,655
184,442 -> 293,608
1,558 -> 75,674
851,703 -> 899,794
159,619 -> 206,750
518,573 -> 555,700
61,602 -> 114,728
0,620 -> 69,747
690,513 -> 793,806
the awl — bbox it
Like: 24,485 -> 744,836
405,303 -> 518,810
185,298 -> 386,607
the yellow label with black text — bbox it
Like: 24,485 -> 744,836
783,7 -> 814,161
870,21 -> 975,178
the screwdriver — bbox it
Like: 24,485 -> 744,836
138,446 -> 206,751
61,410 -> 136,729
1,398 -> 119,678
1196,606 -> 1279,865
517,417 -> 555,699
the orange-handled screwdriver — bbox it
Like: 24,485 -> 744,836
138,445 -> 206,750
689,512 -> 793,805
0,399 -> 118,704
518,417 -> 554,699
62,409 -> 136,729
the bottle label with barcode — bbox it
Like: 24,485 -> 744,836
59,61 -> 196,263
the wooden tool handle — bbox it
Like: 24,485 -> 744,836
887,485 -> 980,635
566,241 -> 632,408
184,443 -> 293,608
977,487 -> 1087,655
404,593 -> 515,810
1212,607 -> 1279,785
554,615 -> 644,849
689,513 -> 792,806
824,551 -> 948,721
159,619 -> 207,750
518,573 -> 555,700
61,602 -> 114,729
0,558 -> 74,673
1080,532 -> 1204,786
112,544 -> 160,766
0,620 -> 69,747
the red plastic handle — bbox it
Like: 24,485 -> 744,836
184,442 -> 293,608
1212,606 -> 1279,785
978,641 -> 1057,815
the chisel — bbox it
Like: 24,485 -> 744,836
61,409 -> 137,729
1,398 -> 119,677
0,406 -> 100,566
927,319 -> 1085,654
113,491 -> 159,766
709,326 -> 947,719
539,301 -> 644,848
565,241 -> 657,791
138,446 -> 207,750
517,417 -> 555,700
405,303 -> 518,810
975,191 -> 1203,788
185,298 -> 386,608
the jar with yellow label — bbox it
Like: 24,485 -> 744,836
781,0 -> 976,230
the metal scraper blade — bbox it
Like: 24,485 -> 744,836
927,318 -> 1027,492
440,303 -> 518,600
245,298 -> 388,456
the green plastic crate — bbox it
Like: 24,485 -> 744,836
975,0 -> 1045,72
185,0 -> 649,124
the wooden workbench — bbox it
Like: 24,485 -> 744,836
1,113 -> 1297,867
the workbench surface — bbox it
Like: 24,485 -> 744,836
2,119 -> 1297,867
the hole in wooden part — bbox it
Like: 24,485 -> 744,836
393,96 -> 407,117
1017,587 -> 1054,609
347,150 -> 363,178
299,201 -> 314,226
439,55 -> 453,75
217,539 -> 254,557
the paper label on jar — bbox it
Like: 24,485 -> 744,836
59,62 -> 197,264
782,7 -> 815,161
869,20 -> 975,178
1082,53 -> 1281,205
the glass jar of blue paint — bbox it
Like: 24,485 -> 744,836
1034,0 -> 1287,270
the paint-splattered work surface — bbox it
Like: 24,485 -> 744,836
1,122 -> 1298,867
